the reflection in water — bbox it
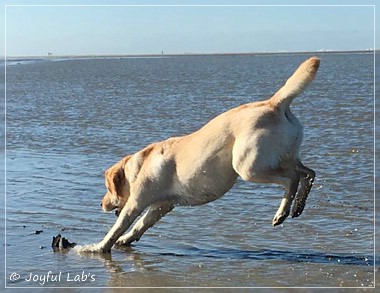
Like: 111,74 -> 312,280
79,243 -> 376,287
83,243 -> 374,269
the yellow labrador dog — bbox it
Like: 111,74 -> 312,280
78,57 -> 319,253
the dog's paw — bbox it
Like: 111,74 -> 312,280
74,243 -> 110,254
291,199 -> 306,218
115,237 -> 136,247
115,239 -> 129,247
272,211 -> 289,227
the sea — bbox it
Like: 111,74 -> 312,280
1,52 -> 377,290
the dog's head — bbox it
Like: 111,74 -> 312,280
101,156 -> 131,216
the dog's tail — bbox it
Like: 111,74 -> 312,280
270,57 -> 320,112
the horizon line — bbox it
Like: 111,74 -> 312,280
4,49 -> 376,59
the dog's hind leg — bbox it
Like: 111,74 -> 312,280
233,160 -> 300,227
271,171 -> 300,227
291,162 -> 315,218
115,202 -> 174,246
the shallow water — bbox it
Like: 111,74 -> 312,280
3,53 -> 376,289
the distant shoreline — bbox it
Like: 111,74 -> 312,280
5,49 -> 375,60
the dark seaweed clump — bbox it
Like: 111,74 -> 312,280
52,234 -> 76,251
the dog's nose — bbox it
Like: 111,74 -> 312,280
100,201 -> 103,207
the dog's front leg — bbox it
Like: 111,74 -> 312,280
76,201 -> 143,253
116,202 -> 174,246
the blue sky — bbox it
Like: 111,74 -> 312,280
2,1 -> 376,56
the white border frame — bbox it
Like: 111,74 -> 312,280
3,3 -> 376,289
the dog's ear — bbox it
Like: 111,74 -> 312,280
112,166 -> 126,198
105,162 -> 126,198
